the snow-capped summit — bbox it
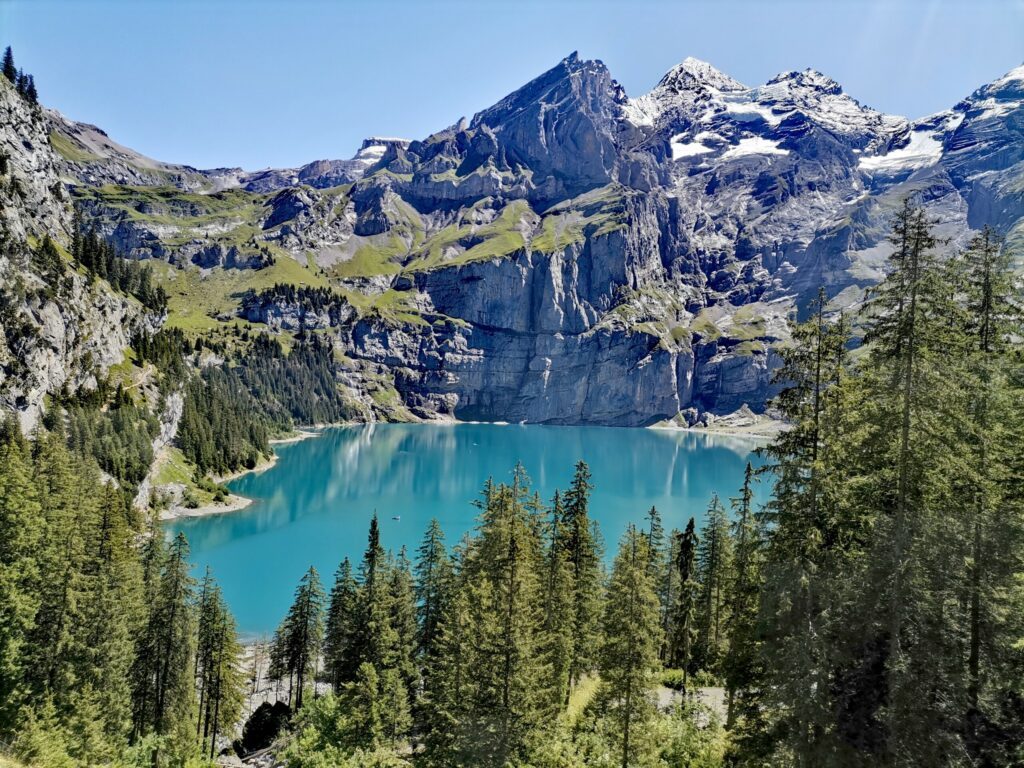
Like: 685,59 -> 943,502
952,62 -> 1024,124
764,68 -> 843,95
657,56 -> 747,95
623,57 -> 746,129
751,68 -> 906,149
623,57 -> 906,153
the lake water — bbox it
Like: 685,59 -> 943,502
169,423 -> 770,636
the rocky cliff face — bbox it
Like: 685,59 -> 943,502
0,77 -> 155,430
37,55 -> 1024,426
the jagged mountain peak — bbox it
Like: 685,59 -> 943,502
470,51 -> 616,131
656,56 -> 747,94
765,68 -> 843,95
954,62 -> 1024,124
979,62 -> 1024,96
623,56 -> 745,128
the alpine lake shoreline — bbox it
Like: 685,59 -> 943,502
157,411 -> 782,524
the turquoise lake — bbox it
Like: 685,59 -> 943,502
169,423 -> 770,636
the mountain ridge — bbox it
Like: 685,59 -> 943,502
12,53 -> 1024,427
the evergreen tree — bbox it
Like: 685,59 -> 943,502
540,491 -> 575,711
597,524 -> 663,768
851,200 -> 967,763
422,476 -> 553,765
323,557 -> 359,692
387,548 -> 419,704
414,518 -> 452,663
560,460 -> 602,690
723,462 -> 763,729
466,481 -> 550,764
694,494 -> 733,674
956,226 -> 1024,762
195,580 -> 244,759
2,46 -> 15,84
270,567 -> 325,709
24,430 -> 85,702
420,546 -> 473,766
757,285 -> 854,765
659,527 -> 682,662
0,426 -> 42,732
75,483 -> 143,750
643,505 -> 666,576
668,518 -> 699,683
350,514 -> 393,671
150,533 -> 195,737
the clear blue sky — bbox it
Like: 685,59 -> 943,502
4,0 -> 1022,170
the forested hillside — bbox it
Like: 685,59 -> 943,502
0,202 -> 1020,767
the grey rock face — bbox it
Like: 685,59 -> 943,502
241,293 -> 354,332
30,55 -> 1024,427
0,78 -> 154,430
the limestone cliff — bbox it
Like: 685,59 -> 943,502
0,77 -> 156,430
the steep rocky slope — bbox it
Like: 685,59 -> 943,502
0,77 -> 155,430
38,55 -> 1024,426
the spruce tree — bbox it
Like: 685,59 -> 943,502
560,460 -> 602,689
469,481 -> 549,765
668,518 -> 699,683
152,533 -> 196,738
270,567 -> 325,709
0,428 -> 42,732
420,548 -> 473,766
196,581 -> 244,759
2,46 -> 15,83
24,431 -> 89,702
957,226 -> 1024,761
76,483 -> 143,750
756,285 -> 853,765
659,527 -> 682,662
855,200 -> 967,762
414,518 -> 452,664
540,491 -> 575,711
350,514 -> 394,671
597,524 -> 662,768
723,462 -> 763,728
695,494 -> 733,674
323,557 -> 358,692
387,548 -> 419,704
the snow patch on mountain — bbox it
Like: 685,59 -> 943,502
722,136 -> 789,159
974,98 -> 1020,122
670,134 -> 713,159
859,130 -> 943,171
622,95 -> 658,127
722,98 -> 788,126
991,63 -> 1024,88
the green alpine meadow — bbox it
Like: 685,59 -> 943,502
1,2 -> 1023,766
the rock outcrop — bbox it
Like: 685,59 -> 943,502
0,77 -> 156,430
